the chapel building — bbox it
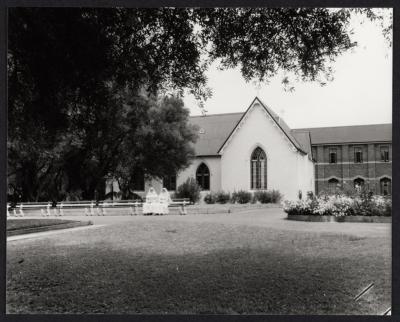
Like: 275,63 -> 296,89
106,97 -> 392,200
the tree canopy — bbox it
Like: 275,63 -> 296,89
7,7 -> 391,201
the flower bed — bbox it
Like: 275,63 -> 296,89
283,193 -> 391,219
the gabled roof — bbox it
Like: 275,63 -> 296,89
188,97 -> 391,157
188,97 -> 307,156
188,112 -> 243,156
291,130 -> 312,156
294,124 -> 392,145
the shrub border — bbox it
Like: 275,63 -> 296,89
287,214 -> 391,223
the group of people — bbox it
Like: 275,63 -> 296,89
142,187 -> 172,215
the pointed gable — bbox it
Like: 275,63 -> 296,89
217,97 -> 307,155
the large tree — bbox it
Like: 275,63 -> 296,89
7,8 -> 391,201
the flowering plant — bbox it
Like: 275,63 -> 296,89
284,193 -> 391,217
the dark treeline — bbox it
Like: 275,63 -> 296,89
7,8 -> 390,202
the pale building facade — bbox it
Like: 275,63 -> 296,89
177,98 -> 315,200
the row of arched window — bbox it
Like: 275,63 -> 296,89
328,177 -> 391,195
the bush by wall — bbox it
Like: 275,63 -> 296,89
253,190 -> 283,204
175,177 -> 201,204
204,193 -> 216,204
215,191 -> 230,204
231,190 -> 252,204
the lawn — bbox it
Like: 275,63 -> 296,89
7,218 -> 92,237
7,219 -> 79,231
6,211 -> 391,314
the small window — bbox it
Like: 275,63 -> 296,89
354,147 -> 363,163
328,178 -> 339,193
380,146 -> 389,162
163,174 -> 176,191
329,148 -> 337,164
380,178 -> 391,196
354,178 -> 365,192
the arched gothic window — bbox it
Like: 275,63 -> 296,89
251,147 -> 267,190
354,178 -> 365,192
328,178 -> 339,194
196,163 -> 210,190
380,178 -> 391,196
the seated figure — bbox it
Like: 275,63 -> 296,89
142,187 -> 158,215
158,188 -> 172,215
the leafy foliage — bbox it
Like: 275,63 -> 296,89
175,178 -> 201,204
231,190 -> 252,204
7,8 -> 391,201
215,191 -> 231,204
204,193 -> 216,204
253,190 -> 283,204
284,194 -> 391,217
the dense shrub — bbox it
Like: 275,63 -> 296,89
231,190 -> 252,204
204,193 -> 216,204
306,191 -> 314,200
253,190 -> 282,204
283,194 -> 392,217
215,191 -> 230,204
383,198 -> 392,216
175,177 -> 201,204
272,190 -> 283,203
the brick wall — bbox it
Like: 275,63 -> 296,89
313,143 -> 392,194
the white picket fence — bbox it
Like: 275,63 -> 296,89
6,199 -> 190,218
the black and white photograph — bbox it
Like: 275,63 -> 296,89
5,5 -> 393,315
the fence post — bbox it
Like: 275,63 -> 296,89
130,206 -> 134,216
13,209 -> 17,217
102,202 -> 106,215
60,202 -> 64,216
181,201 -> 187,215
19,204 -> 24,217
41,209 -> 45,217
90,202 -> 94,216
47,203 -> 51,217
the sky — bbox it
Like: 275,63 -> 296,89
183,11 -> 392,129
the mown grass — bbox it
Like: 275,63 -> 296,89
6,217 -> 390,314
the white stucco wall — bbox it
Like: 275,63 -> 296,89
296,153 -> 315,198
219,102 -> 314,200
176,156 -> 221,192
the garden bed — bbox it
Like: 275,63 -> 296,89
7,219 -> 93,236
287,214 -> 391,223
187,203 -> 281,214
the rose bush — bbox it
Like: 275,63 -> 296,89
283,193 -> 391,217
